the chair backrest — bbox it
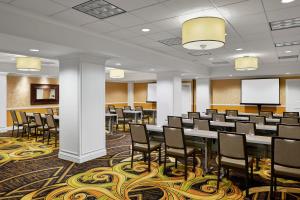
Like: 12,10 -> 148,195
34,113 -> 43,126
167,116 -> 182,128
281,117 -> 299,125
47,108 -> 54,115
124,106 -> 131,110
115,108 -> 124,118
163,126 -> 185,149
130,124 -> 148,144
283,112 -> 299,118
212,113 -> 225,122
194,119 -> 210,131
206,109 -> 217,116
188,112 -> 200,119
45,114 -> 56,129
218,132 -> 246,160
250,115 -> 266,125
235,121 -> 255,135
10,110 -> 19,124
277,124 -> 300,139
135,106 -> 143,112
19,112 -> 28,124
259,111 -> 273,118
108,105 -> 115,112
272,137 -> 300,169
105,107 -> 109,113
226,110 -> 238,117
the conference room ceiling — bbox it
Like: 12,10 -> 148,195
0,0 -> 299,77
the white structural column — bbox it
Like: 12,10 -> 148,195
58,54 -> 107,163
196,78 -> 211,113
0,73 -> 7,130
156,73 -> 182,125
128,82 -> 134,108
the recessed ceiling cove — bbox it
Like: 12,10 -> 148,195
73,0 -> 126,20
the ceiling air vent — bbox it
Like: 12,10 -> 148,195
73,0 -> 126,19
270,17 -> 300,31
278,55 -> 298,60
275,40 -> 300,47
158,37 -> 181,46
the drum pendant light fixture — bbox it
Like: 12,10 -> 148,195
182,17 -> 226,50
235,56 -> 258,71
16,57 -> 42,71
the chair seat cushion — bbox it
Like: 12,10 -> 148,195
166,147 -> 194,157
134,141 -> 161,151
274,165 -> 300,179
221,156 -> 253,168
24,123 -> 37,128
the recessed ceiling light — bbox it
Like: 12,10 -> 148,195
285,72 -> 291,74
30,49 -> 39,52
235,48 -> 243,51
285,50 -> 292,53
229,74 -> 233,77
149,68 -> 155,71
142,28 -> 150,32
281,0 -> 295,3
209,57 -> 214,61
116,63 -> 121,66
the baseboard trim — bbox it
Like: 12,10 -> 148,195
58,148 -> 107,163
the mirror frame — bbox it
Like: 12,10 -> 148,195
30,84 -> 59,105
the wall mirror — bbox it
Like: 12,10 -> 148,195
31,84 -> 59,105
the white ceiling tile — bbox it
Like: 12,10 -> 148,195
218,0 -> 264,20
105,13 -> 146,28
166,28 -> 181,37
262,0 -> 300,11
51,9 -> 97,26
127,36 -> 153,45
145,32 -> 174,41
212,0 -> 248,7
108,0 -> 159,11
151,17 -> 182,31
130,3 -> 177,22
0,0 -> 15,3
83,20 -> 120,34
108,29 -> 140,39
266,6 -> 300,21
272,27 -> 300,42
126,23 -> 162,36
163,0 -> 213,16
11,0 -> 66,16
50,0 -> 87,7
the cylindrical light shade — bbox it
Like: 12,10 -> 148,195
110,69 -> 124,78
182,17 -> 226,50
16,57 -> 41,71
235,56 -> 258,71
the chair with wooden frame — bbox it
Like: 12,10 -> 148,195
167,116 -> 183,128
259,111 -> 273,118
10,110 -> 23,137
135,106 -> 150,124
226,110 -> 238,117
124,105 -> 131,110
188,112 -> 200,120
283,112 -> 299,118
235,121 -> 256,135
277,124 -> 300,139
280,117 -> 299,125
206,109 -> 218,116
217,132 -> 254,197
193,118 -> 210,131
47,108 -> 54,115
34,113 -> 48,142
19,111 -> 37,139
129,124 -> 162,172
45,114 -> 59,147
108,105 -> 115,113
212,113 -> 226,122
250,115 -> 266,125
270,137 -> 300,199
163,126 -> 196,180
115,108 -> 132,131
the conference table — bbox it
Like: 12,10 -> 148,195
146,124 -> 271,173
110,109 -> 143,123
182,119 -> 277,132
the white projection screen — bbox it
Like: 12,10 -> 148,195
241,78 -> 280,104
147,83 -> 157,102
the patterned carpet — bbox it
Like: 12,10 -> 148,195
0,130 -> 300,200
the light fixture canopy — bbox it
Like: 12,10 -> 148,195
16,57 -> 41,71
109,69 -> 124,78
182,17 -> 226,50
235,56 -> 258,71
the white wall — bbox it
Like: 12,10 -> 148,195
0,73 -> 7,129
128,83 -> 134,108
196,79 -> 211,113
